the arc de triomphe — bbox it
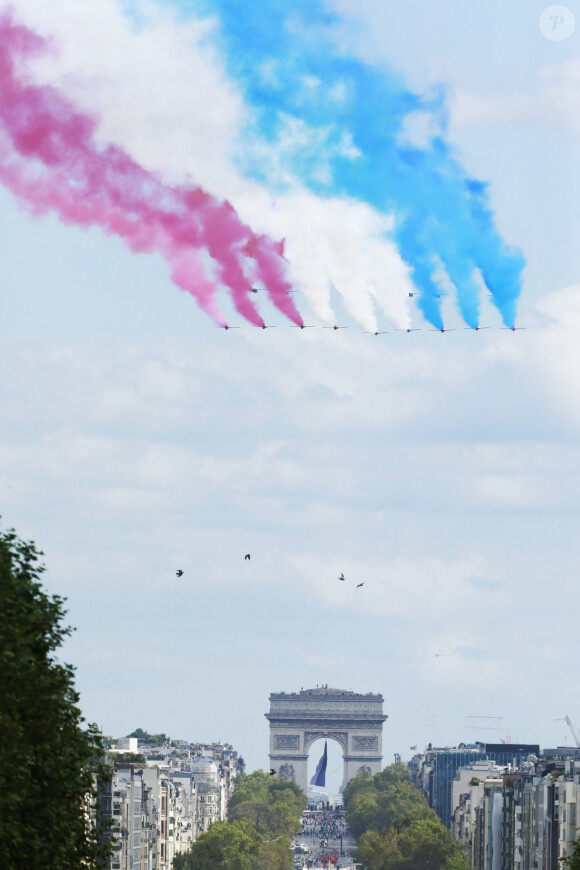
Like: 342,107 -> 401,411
266,687 -> 387,793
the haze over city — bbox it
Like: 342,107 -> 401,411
1,0 -> 579,784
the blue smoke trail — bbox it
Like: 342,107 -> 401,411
173,0 -> 524,328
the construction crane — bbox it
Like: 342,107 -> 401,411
554,716 -> 580,748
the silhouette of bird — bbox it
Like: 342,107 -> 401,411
176,570 -> 184,578
338,573 -> 346,581
244,554 -> 251,561
269,768 -> 276,776
356,582 -> 364,588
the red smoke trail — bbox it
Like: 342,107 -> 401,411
0,13 -> 303,327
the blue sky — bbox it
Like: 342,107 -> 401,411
1,0 -> 580,783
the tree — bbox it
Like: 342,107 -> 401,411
0,525 -> 110,870
344,764 -> 427,838
561,835 -> 580,870
176,770 -> 305,870
128,728 -> 169,744
175,819 -> 262,870
228,770 -> 306,837
344,764 -> 469,870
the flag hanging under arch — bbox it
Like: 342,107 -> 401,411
310,741 -> 328,787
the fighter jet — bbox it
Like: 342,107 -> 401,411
323,325 -> 348,331
409,291 -> 447,298
216,324 -> 239,330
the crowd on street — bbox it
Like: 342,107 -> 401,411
301,804 -> 348,842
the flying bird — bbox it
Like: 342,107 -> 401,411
338,573 -> 346,581
269,768 -> 276,776
244,554 -> 251,561
176,570 -> 184,578
356,582 -> 364,588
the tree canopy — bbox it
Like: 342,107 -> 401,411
343,764 -> 469,870
561,836 -> 580,870
173,819 -> 262,870
129,727 -> 169,744
175,769 -> 306,870
0,525 -> 110,870
228,770 -> 306,837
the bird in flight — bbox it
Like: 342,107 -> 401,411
176,570 -> 184,578
338,573 -> 346,581
244,554 -> 251,561
269,769 -> 276,776
356,582 -> 364,588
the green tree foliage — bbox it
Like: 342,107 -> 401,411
561,835 -> 580,870
173,819 -> 262,870
128,727 -> 169,744
344,764 -> 469,870
0,525 -> 110,870
175,770 -> 306,870
228,770 -> 306,837
343,763 -> 428,838
113,752 -> 147,765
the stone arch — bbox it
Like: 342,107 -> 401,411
266,687 -> 387,795
303,731 -> 348,755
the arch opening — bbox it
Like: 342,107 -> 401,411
307,737 -> 345,802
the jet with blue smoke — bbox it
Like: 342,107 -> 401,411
179,0 -> 524,329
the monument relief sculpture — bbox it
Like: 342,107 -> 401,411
266,686 -> 387,793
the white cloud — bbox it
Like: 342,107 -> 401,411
451,59 -> 580,135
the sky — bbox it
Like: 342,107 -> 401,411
1,0 -> 580,790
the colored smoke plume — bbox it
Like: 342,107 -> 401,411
0,13 -> 303,328
210,0 -> 526,329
